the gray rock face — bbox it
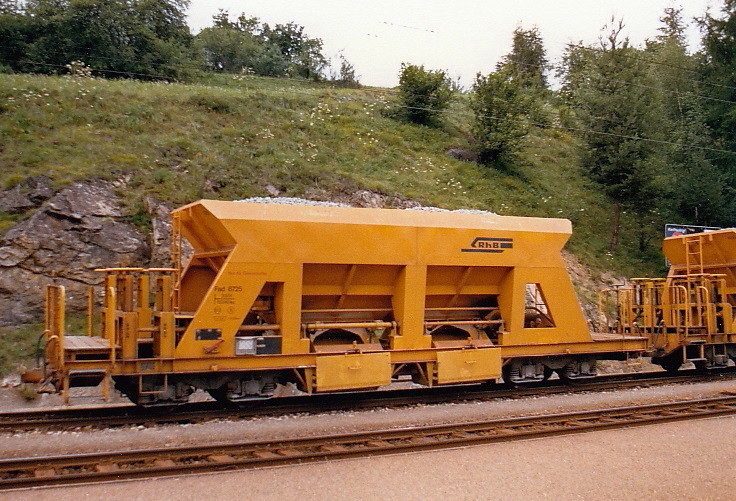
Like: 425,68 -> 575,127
0,176 -> 53,214
0,182 -> 150,325
145,196 -> 174,267
0,180 -> 419,326
446,148 -> 479,163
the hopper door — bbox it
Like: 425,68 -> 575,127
524,283 -> 555,328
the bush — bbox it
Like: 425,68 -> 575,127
397,63 -> 453,126
470,69 -> 530,165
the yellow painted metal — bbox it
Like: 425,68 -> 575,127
121,312 -> 138,360
599,229 -> 736,361
44,285 -> 65,371
156,274 -> 173,311
663,230 -> 736,280
136,274 -> 152,332
392,265 -> 432,350
156,312 -> 175,358
171,201 -> 593,356
435,348 -> 501,384
41,201 -> 651,400
86,286 -> 94,337
315,352 -> 391,391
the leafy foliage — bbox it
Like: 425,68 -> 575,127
497,26 -> 549,90
645,7 -> 735,226
195,11 -> 265,73
699,1 -> 736,179
470,68 -> 530,165
396,63 -> 454,126
0,0 -> 196,79
196,10 -> 327,80
561,19 -> 663,250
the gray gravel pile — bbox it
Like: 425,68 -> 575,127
408,206 -> 499,215
238,197 -> 498,215
237,197 -> 349,207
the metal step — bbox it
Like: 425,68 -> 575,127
68,369 -> 106,388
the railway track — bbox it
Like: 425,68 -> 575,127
2,394 -> 736,491
1,368 -> 735,433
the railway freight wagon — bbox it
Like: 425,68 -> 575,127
40,201 -> 647,405
602,229 -> 736,372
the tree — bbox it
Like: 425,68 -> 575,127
262,22 -> 326,79
646,7 -> 696,119
469,68 -> 529,165
396,63 -> 453,126
0,0 -> 29,70
329,52 -> 360,88
196,12 -> 329,80
669,95 -> 733,224
497,26 -> 548,90
699,1 -> 736,179
646,7 -> 734,226
557,42 -> 594,103
564,18 -> 660,251
196,10 -> 267,72
0,0 -> 196,79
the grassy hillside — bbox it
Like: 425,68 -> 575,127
0,73 -> 665,276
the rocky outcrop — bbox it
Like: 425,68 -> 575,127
446,148 -> 479,163
0,176 -> 54,214
144,196 -> 175,267
0,182 -> 149,325
0,179 -> 417,325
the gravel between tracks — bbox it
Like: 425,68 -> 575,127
9,415 -> 736,501
0,377 -> 734,459
3,376 -> 736,499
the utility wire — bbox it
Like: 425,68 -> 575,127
9,60 -> 736,157
399,103 -> 736,157
564,43 -> 736,94
18,35 -> 736,99
502,56 -> 736,106
19,60 -> 188,81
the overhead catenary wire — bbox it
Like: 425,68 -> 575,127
371,12 -> 736,95
396,104 -> 736,157
501,56 -> 736,107
18,33 -> 736,101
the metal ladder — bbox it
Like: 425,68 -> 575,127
684,235 -> 704,276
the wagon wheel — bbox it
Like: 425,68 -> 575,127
501,362 -> 518,388
659,360 -> 681,375
693,359 -> 708,372
207,386 -> 231,404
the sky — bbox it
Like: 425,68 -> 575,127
187,1 -> 721,88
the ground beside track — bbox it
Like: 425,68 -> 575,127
7,414 -> 735,500
0,376 -> 735,459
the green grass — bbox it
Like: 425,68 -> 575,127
0,72 -> 670,376
0,315 -> 92,377
0,72 -> 669,268
0,324 -> 42,376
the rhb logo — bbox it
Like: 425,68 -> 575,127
461,237 -> 513,253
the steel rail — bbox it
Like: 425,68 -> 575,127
2,395 -> 736,490
1,369 -> 735,433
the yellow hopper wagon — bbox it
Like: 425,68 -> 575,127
40,201 -> 647,405
601,229 -> 736,372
